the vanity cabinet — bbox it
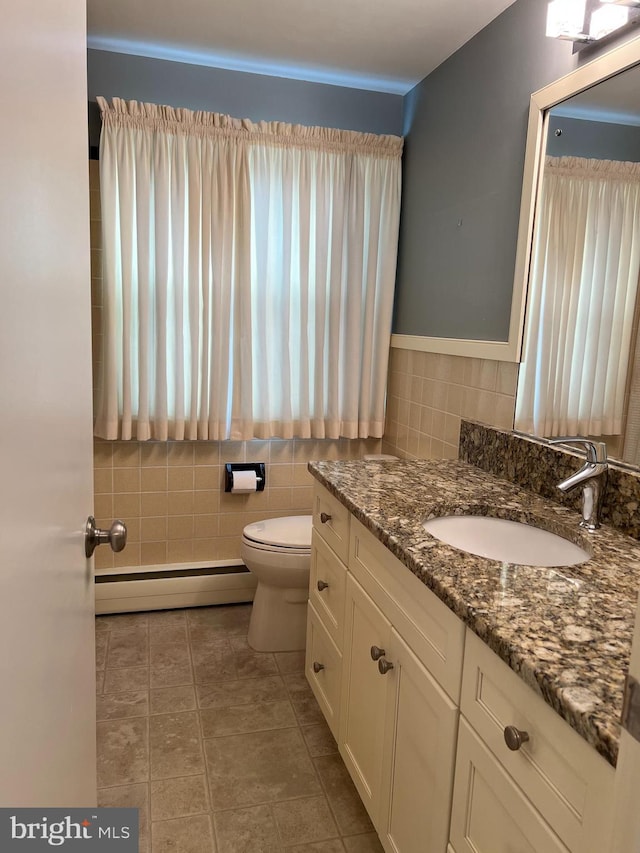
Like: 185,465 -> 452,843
305,486 -> 351,738
307,482 -> 615,853
450,630 -> 614,853
339,515 -> 465,853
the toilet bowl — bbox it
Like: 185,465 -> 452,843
241,515 -> 313,652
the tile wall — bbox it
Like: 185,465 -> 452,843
89,162 -> 380,571
382,346 -> 518,460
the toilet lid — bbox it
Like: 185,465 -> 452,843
243,515 -> 313,549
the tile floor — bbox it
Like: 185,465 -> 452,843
95,604 -> 383,853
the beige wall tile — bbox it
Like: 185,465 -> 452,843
114,493 -> 141,519
168,467 -> 194,491
94,442 -> 113,468
194,515 -> 218,539
94,468 -> 113,495
168,516 -> 194,541
142,517 -> 168,543
141,468 -> 168,493
113,468 -> 141,494
141,444 -> 168,467
168,491 -> 195,516
142,493 -> 168,518
168,443 -> 194,467
141,542 -> 167,566
167,539 -> 194,563
194,466 -> 219,491
193,490 -> 219,514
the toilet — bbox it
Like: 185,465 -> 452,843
242,515 -> 313,652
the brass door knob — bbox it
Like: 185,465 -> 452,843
370,645 -> 386,661
378,658 -> 394,675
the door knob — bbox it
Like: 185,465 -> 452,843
85,516 -> 128,558
320,512 -> 332,524
313,662 -> 325,673
317,580 -> 329,591
370,645 -> 386,661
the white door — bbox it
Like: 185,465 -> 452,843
0,0 -> 97,805
611,588 -> 640,852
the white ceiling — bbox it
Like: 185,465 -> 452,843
86,0 -> 518,95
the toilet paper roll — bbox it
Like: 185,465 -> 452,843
231,470 -> 258,493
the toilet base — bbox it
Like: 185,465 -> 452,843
247,584 -> 309,652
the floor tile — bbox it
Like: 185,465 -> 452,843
272,795 -> 338,846
150,685 -> 196,715
96,690 -> 149,721
187,604 -> 251,634
275,650 -> 306,674
191,639 -> 238,683
107,631 -> 149,669
301,722 -> 338,757
232,647 -> 280,680
342,833 -> 385,852
98,613 -> 149,633
196,676 -> 287,709
147,609 -> 187,628
96,669 -> 105,694
150,661 -> 194,688
150,711 -> 204,779
288,842 -> 345,852
152,814 -> 215,853
204,727 -> 322,810
314,755 -> 374,836
150,774 -> 209,821
104,666 -> 150,694
284,673 -> 325,726
149,624 -> 189,644
213,804 -> 280,853
97,717 -> 149,788
98,782 -> 150,853
199,699 -> 296,738
95,633 -> 108,671
149,640 -> 191,669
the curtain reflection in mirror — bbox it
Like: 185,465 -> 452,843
516,155 -> 640,447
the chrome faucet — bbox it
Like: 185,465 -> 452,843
549,438 -> 608,531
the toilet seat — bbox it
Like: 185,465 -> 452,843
242,516 -> 312,553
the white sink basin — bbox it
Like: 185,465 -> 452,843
422,515 -> 590,567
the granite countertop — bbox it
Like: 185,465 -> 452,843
308,457 -> 640,767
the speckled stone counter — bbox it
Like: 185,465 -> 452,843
308,458 -> 640,767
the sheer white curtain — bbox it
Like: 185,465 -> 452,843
515,155 -> 640,437
94,98 -> 402,441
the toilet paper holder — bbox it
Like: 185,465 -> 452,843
224,462 -> 266,492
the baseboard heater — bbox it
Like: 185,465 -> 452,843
95,559 -> 257,614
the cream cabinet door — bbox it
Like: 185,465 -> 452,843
339,574 -> 392,823
378,628 -> 458,853
450,720 -> 570,853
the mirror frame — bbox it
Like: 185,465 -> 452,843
391,34 -> 640,364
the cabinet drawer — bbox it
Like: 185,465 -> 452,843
313,483 -> 350,564
349,518 -> 465,703
450,719 -> 570,853
309,530 -> 346,649
306,602 -> 342,740
460,630 -> 614,853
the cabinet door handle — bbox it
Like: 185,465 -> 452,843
503,725 -> 530,751
317,580 -> 329,591
313,661 -> 325,673
370,645 -> 386,661
378,658 -> 394,675
320,512 -> 332,524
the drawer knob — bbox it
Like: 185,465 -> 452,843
320,512 -> 332,524
504,725 -> 530,751
313,661 -> 325,673
317,579 -> 329,592
370,645 -> 386,661
378,658 -> 394,675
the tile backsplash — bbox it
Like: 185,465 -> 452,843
460,420 -> 640,539
382,347 -> 518,460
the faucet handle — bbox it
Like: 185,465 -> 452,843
549,437 -> 607,464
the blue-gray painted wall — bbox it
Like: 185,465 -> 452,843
392,0 -> 640,342
86,49 -> 404,149
546,116 -> 640,161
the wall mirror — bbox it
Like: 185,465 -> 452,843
514,36 -> 640,467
